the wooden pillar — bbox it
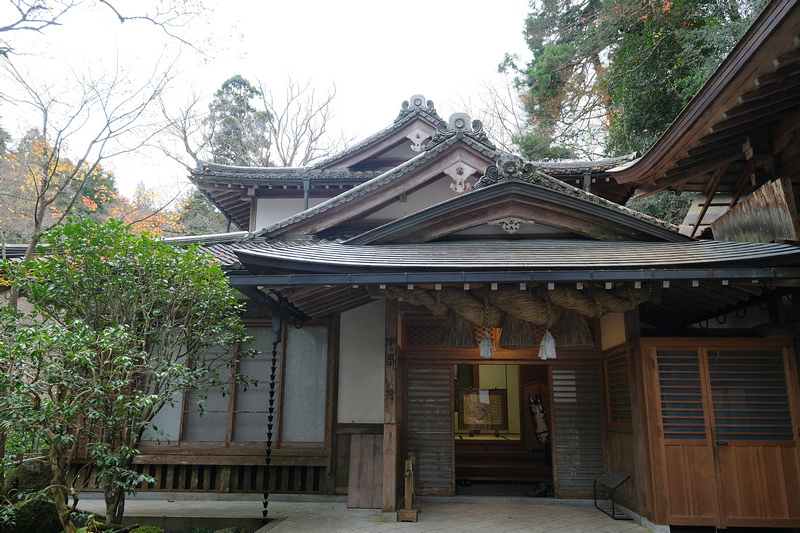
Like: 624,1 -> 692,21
382,299 -> 399,513
624,308 -> 641,342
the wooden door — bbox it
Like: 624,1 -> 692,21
654,349 -> 723,525
648,341 -> 800,528
707,349 -> 800,527
405,365 -> 454,496
551,366 -> 605,498
347,434 -> 383,508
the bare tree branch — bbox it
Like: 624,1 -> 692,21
1,0 -> 202,56
257,77 -> 355,167
1,53 -> 176,306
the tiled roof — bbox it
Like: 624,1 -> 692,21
536,153 -> 638,175
474,155 -> 679,232
252,133 -> 497,237
234,239 -> 800,272
163,232 -> 252,270
190,165 -> 383,183
306,95 -> 443,170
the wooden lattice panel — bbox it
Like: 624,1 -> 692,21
406,323 -> 446,346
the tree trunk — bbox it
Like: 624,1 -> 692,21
0,431 -> 5,488
50,485 -> 77,533
105,488 -> 126,525
49,445 -> 77,533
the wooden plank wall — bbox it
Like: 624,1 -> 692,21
405,365 -> 454,496
347,434 -> 383,508
552,366 -> 605,497
602,345 -> 645,514
73,463 -> 326,494
711,177 -> 800,242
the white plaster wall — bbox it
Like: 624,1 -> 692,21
337,299 -> 386,424
253,197 -> 329,231
366,176 -> 469,220
600,312 -> 626,351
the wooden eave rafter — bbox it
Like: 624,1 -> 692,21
268,277 -> 779,327
611,0 -> 800,199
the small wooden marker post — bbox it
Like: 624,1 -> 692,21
397,454 -> 419,522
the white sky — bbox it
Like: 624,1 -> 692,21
1,1 -> 531,198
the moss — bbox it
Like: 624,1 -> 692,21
129,526 -> 165,533
1,460 -> 61,533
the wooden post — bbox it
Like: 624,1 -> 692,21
382,299 -> 399,513
397,454 -> 419,522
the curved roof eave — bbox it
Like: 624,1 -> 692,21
233,238 -> 800,275
610,0 -> 798,187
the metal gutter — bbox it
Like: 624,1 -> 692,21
226,267 -> 800,288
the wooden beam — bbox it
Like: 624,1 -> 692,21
691,164 -> 729,237
733,75 -> 800,110
708,108 -> 791,136
772,107 -> 800,155
754,61 -> 800,88
664,146 -> 742,179
728,160 -> 757,208
772,48 -> 800,69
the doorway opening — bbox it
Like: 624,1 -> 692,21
453,363 -> 553,498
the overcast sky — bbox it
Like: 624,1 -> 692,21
1,1 -> 531,198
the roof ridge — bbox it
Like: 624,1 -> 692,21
307,95 -> 442,169
475,155 -> 680,233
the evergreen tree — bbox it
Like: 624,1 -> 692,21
177,188 -> 229,235
205,75 -> 271,166
505,0 -> 767,157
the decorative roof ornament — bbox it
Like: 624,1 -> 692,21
489,217 -> 534,234
406,127 -> 432,152
473,155 -> 539,190
425,113 -> 496,151
396,94 -> 441,122
443,161 -> 478,194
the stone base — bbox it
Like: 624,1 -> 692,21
397,508 -> 419,522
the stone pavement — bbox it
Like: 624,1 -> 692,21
77,494 -> 658,533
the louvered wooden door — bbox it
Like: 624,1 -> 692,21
405,365 -> 454,496
649,342 -> 800,528
552,367 -> 605,497
654,350 -> 720,525
707,349 -> 800,526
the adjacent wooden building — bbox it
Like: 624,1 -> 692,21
136,1 -> 800,529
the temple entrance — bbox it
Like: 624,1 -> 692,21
453,364 -> 553,497
402,317 -> 604,499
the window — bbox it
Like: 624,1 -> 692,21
181,343 -> 233,442
178,323 -> 331,445
233,327 -> 277,442
180,326 -> 278,443
709,350 -> 792,441
656,350 -> 707,440
605,349 -> 633,429
281,325 -> 329,443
